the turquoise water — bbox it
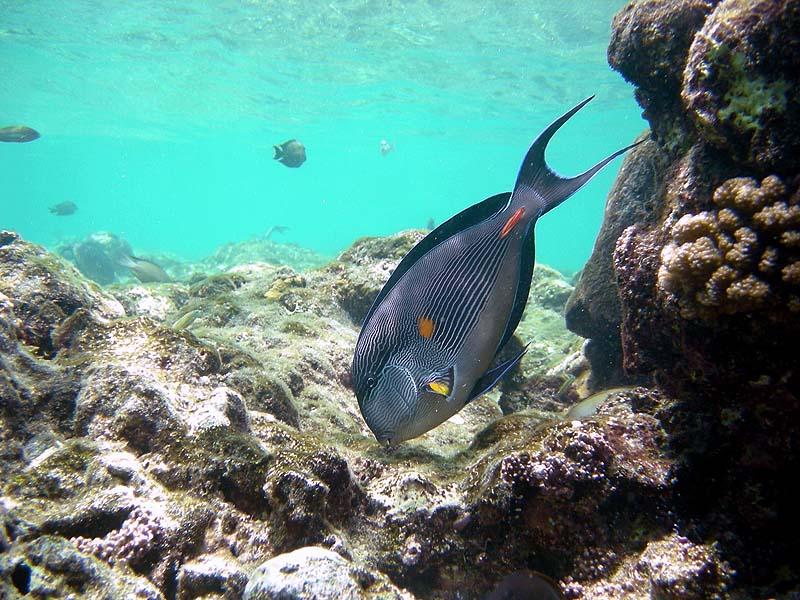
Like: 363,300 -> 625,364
1,0 -> 644,274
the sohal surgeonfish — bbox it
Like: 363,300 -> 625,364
351,97 -> 641,445
273,139 -> 306,168
0,125 -> 40,143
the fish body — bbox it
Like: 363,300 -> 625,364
49,201 -> 78,216
172,309 -> 201,330
352,97 -> 640,445
486,571 -> 563,600
563,386 -> 635,420
118,255 -> 172,283
264,225 -> 289,239
0,125 -> 40,143
380,139 -> 393,156
273,139 -> 306,168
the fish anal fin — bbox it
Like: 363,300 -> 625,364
467,344 -> 528,403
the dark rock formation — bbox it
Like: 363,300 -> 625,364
565,0 -> 800,595
565,136 -> 669,387
609,0 -> 718,152
57,231 -> 133,285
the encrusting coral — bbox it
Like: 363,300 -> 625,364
657,174 -> 800,318
71,505 -> 165,567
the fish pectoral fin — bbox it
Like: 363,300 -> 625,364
467,344 -> 529,403
422,367 -> 454,397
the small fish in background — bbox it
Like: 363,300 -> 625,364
380,139 -> 393,156
563,386 -> 635,420
264,225 -> 289,240
49,201 -> 78,216
485,571 -> 563,600
273,139 -> 306,168
425,217 -> 436,231
118,255 -> 172,283
172,309 -> 201,330
0,125 -> 40,143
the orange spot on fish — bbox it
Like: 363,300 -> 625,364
418,316 -> 435,339
500,207 -> 525,239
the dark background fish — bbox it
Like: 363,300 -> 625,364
485,571 -> 563,600
0,125 -> 40,143
49,201 -> 78,216
273,139 -> 306,168
352,98 -> 640,445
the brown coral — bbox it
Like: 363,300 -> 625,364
658,174 -> 800,318
682,0 -> 800,174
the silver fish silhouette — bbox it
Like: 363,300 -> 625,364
118,255 -> 172,283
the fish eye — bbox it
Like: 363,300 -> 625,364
366,377 -> 376,389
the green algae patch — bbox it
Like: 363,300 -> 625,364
717,50 -> 788,133
157,429 -> 274,518
279,316 -> 319,337
6,440 -> 98,500
188,272 -> 246,298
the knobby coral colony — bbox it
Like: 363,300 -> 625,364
658,175 -> 800,318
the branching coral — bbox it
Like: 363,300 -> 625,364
658,175 -> 800,318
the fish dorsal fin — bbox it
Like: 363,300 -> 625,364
511,96 -> 644,219
467,344 -> 528,403
360,192 -> 510,326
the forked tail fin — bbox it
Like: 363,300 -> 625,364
511,96 -> 644,218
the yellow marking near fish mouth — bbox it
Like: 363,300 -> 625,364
418,316 -> 435,339
427,381 -> 450,396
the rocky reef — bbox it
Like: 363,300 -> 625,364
56,232 -> 329,286
3,2 -> 799,597
1,223 -> 729,600
567,0 -> 800,596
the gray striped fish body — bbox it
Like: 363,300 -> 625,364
352,97 -> 641,445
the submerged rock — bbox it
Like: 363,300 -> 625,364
565,136 -> 668,388
562,0 -> 800,595
244,546 -> 408,600
0,227 -> 676,598
57,231 -> 133,285
0,535 -> 163,599
0,232 -> 124,357
682,0 -> 800,174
